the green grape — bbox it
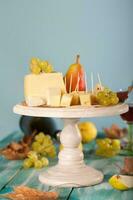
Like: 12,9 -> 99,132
31,142 -> 42,153
96,138 -> 120,158
96,139 -> 106,147
23,158 -> 33,169
101,99 -> 110,106
110,97 -> 119,105
112,139 -> 120,150
45,145 -> 56,158
27,151 -> 38,162
41,157 -> 49,166
97,91 -> 105,99
103,142 -> 111,149
104,87 -> 111,93
109,91 -> 116,98
41,151 -> 47,156
42,139 -> 53,148
97,88 -> 119,106
43,64 -> 53,73
105,150 -> 117,157
39,61 -> 48,71
44,145 -> 53,153
96,148 -> 105,157
35,132 -> 45,143
30,65 -> 41,74
34,160 -> 43,169
30,58 -> 40,65
45,135 -> 51,139
104,138 -> 111,144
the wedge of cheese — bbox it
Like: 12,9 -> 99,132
24,73 -> 66,106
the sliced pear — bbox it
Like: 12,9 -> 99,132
109,175 -> 129,190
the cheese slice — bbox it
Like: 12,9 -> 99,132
60,93 -> 73,107
24,73 -> 66,106
79,93 -> 91,106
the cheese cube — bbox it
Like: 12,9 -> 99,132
60,94 -> 73,107
79,93 -> 91,106
47,88 -> 61,107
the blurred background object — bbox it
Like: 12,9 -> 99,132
20,116 -> 58,138
120,90 -> 133,155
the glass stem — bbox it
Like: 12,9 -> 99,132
127,123 -> 133,151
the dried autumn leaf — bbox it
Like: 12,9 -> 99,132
0,131 -> 36,160
4,186 -> 58,200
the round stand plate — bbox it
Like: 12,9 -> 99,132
13,103 -> 128,188
13,103 -> 128,118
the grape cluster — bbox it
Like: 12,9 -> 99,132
30,58 -> 53,74
97,88 -> 119,106
96,138 -> 121,158
23,132 -> 56,169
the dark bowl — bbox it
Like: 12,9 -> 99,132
117,90 -> 128,102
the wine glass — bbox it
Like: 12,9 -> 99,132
120,90 -> 133,155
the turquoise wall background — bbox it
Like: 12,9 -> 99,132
0,0 -> 133,140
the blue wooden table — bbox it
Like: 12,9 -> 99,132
0,131 -> 133,200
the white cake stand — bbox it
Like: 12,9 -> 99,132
13,103 -> 128,187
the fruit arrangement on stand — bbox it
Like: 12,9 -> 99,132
24,55 -> 120,108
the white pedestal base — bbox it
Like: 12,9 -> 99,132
39,164 -> 103,187
39,118 -> 104,187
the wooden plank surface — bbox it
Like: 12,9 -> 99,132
0,131 -> 133,200
0,131 -> 23,190
0,131 -> 72,199
70,155 -> 133,200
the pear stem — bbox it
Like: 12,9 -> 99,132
76,55 -> 80,64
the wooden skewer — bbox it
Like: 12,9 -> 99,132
75,73 -> 80,92
64,76 -> 67,93
91,72 -> 94,94
69,74 -> 72,93
77,73 -> 80,92
85,72 -> 88,93
97,73 -> 102,88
